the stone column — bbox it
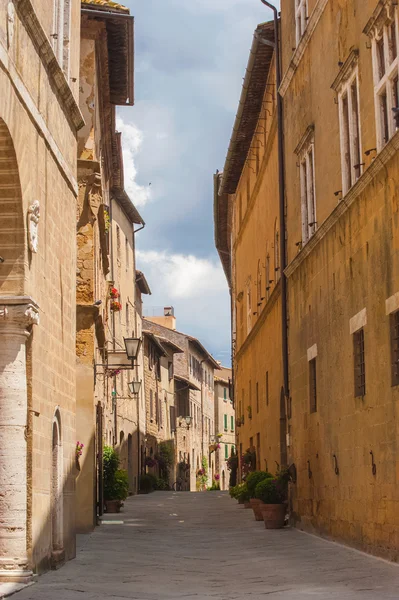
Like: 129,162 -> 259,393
0,297 -> 39,583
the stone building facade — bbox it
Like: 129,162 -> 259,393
216,0 -> 399,561
144,312 -> 220,490
0,0 -> 83,581
214,367 -> 234,491
75,0 -> 146,532
281,0 -> 399,560
215,21 -> 284,482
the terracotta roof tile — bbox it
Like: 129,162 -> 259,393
81,0 -> 129,14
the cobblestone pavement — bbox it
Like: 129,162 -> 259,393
11,492 -> 399,599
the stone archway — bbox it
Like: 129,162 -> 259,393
0,119 -> 25,295
0,120 -> 39,583
51,410 -> 64,567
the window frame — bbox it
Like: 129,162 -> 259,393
297,130 -> 317,245
371,8 -> 399,150
354,328 -> 366,397
390,310 -> 399,386
338,68 -> 363,194
295,0 -> 308,47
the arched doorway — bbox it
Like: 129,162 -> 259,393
51,410 -> 63,561
0,119 -> 25,295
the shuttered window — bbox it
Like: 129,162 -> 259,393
150,389 -> 154,420
225,444 -> 229,459
231,416 -> 234,431
354,328 -> 366,397
391,311 -> 399,386
170,406 -> 176,433
224,414 -> 228,431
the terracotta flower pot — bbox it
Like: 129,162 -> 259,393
105,500 -> 121,513
260,503 -> 285,529
244,501 -> 251,509
250,498 -> 264,521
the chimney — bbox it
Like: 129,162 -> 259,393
146,306 -> 176,331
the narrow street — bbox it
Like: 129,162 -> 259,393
12,493 -> 399,600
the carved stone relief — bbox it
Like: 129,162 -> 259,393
27,200 -> 40,253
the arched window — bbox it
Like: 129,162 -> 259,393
51,410 -> 63,555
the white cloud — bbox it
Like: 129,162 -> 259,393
136,250 -> 226,299
136,249 -> 231,361
116,116 -> 151,207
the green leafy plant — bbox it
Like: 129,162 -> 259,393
155,441 -> 174,487
246,471 -> 273,498
113,470 -> 129,501
208,482 -> 221,491
139,473 -> 158,493
103,445 -> 122,501
235,482 -> 250,503
254,478 -> 284,504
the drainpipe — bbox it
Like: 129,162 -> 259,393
260,1 -> 289,401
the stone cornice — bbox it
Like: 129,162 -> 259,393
285,129 -> 399,278
0,296 -> 39,333
279,0 -> 329,98
363,0 -> 394,38
331,49 -> 359,92
235,281 -> 281,363
15,0 -> 84,131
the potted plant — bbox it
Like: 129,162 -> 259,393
236,482 -> 251,507
103,445 -> 129,512
246,471 -> 273,521
254,477 -> 286,529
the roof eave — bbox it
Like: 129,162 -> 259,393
219,21 -> 275,197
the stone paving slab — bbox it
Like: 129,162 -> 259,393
12,492 -> 399,599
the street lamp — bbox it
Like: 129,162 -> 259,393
128,380 -> 142,396
178,416 -> 192,429
124,337 -> 142,361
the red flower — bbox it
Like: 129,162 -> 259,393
110,287 -> 119,299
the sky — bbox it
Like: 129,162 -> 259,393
118,0 -> 279,364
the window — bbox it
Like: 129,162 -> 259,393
309,358 -> 317,413
265,371 -> 269,406
248,379 -> 252,418
295,0 -> 308,47
390,310 -> 399,386
371,8 -> 399,149
256,382 -> 259,413
354,328 -> 366,397
224,414 -> 228,431
274,219 -> 280,282
170,406 -> 176,433
231,416 -> 234,432
125,238 -> 129,272
337,64 -> 362,194
150,389 -> 154,420
257,259 -> 262,306
52,0 -> 71,76
266,254 -> 272,299
168,361 -> 173,380
256,433 -> 261,470
223,387 -> 227,400
225,444 -> 229,460
246,279 -> 252,334
116,225 -> 121,259
299,133 -> 316,244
